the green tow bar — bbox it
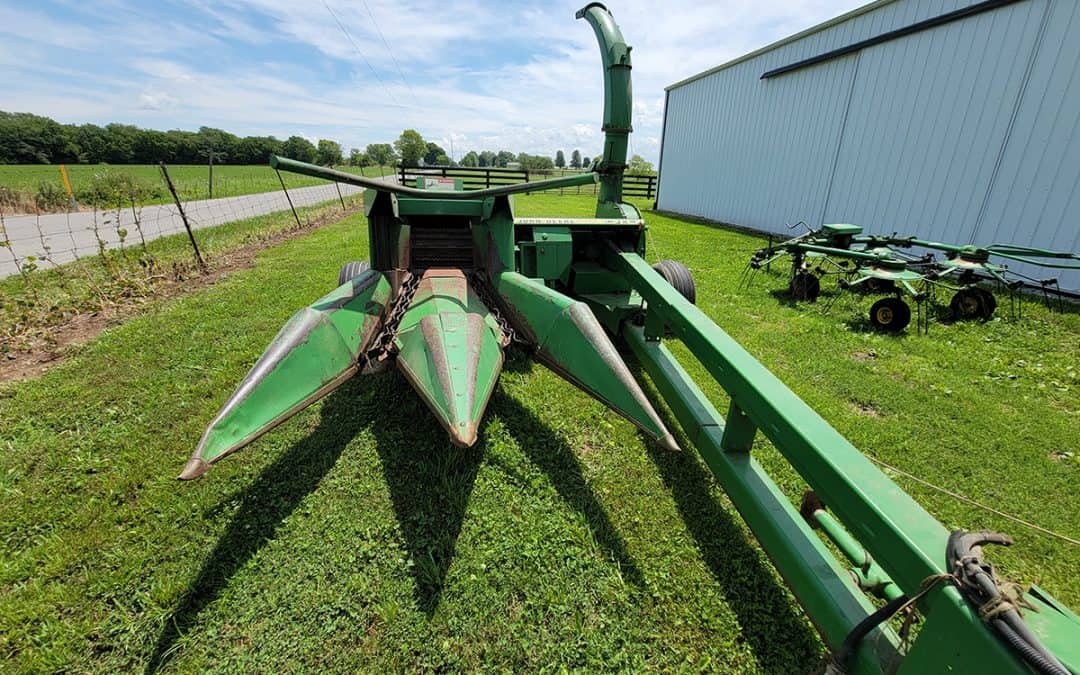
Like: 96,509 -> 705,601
181,4 -> 1080,673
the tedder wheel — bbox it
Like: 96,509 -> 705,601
337,260 -> 371,286
949,287 -> 995,320
869,297 -> 911,332
789,271 -> 821,302
652,260 -> 696,304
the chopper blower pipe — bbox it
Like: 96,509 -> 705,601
576,3 -> 632,207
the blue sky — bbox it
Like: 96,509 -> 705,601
0,0 -> 866,164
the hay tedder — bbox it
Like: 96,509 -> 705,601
179,5 -> 1079,673
745,223 -> 1079,332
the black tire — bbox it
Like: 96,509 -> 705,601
950,287 -> 995,320
976,287 -> 997,319
338,260 -> 371,286
789,271 -> 821,302
869,297 -> 911,332
652,259 -> 696,304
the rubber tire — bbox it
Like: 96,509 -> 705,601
338,260 -> 371,286
652,260 -> 696,304
869,297 -> 911,332
950,287 -> 995,320
789,271 -> 821,302
976,287 -> 997,319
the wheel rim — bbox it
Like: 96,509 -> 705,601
876,306 -> 894,324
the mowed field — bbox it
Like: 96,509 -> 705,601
0,164 -> 392,207
0,194 -> 1077,671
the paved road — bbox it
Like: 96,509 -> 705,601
0,182 -> 366,279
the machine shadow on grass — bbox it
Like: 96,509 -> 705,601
146,383 -> 367,673
373,351 -> 644,615
632,371 -> 824,672
147,355 -> 650,667
486,371 -> 645,589
366,372 -> 484,617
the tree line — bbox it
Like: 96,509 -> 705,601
0,111 -> 348,166
0,111 -> 654,174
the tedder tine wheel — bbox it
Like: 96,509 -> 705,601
652,260 -> 697,304
338,260 -> 371,287
869,297 -> 911,332
788,271 -> 821,302
949,287 -> 995,320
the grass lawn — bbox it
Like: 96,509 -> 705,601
0,164 -> 392,208
0,194 -> 1076,671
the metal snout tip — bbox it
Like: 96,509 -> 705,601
656,432 -> 680,452
178,457 -> 210,481
447,423 -> 480,448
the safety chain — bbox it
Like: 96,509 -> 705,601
469,272 -> 523,345
360,272 -> 421,368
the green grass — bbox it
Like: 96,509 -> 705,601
0,164 -> 392,208
0,194 -> 1076,671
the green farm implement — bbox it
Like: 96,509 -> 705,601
745,223 -> 1079,331
181,5 -> 1079,673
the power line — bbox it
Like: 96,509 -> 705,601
359,0 -> 419,107
321,0 -> 401,107
869,456 -> 1080,546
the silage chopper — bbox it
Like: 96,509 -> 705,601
178,5 -> 1080,673
745,222 -> 1080,332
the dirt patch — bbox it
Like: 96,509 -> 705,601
0,205 -> 361,384
849,399 -> 881,417
851,349 -> 878,362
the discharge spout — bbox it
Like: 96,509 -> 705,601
576,3 -> 632,214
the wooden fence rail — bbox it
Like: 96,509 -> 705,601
397,165 -> 656,199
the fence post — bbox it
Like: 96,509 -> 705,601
275,169 -> 303,229
159,162 -> 206,270
335,181 -> 346,211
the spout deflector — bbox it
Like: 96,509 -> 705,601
180,271 -> 392,479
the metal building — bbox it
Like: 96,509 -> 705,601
656,0 -> 1080,293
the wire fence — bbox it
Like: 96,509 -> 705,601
0,165 -> 366,280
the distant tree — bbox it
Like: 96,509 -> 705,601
0,110 -> 349,166
434,153 -> 452,166
316,139 -> 343,166
495,150 -> 515,168
460,151 -> 479,167
555,150 -> 565,168
423,142 -> 447,166
626,154 -> 655,175
282,135 -> 318,163
570,149 -> 582,169
133,129 -> 176,164
348,147 -> 368,166
478,151 -> 495,167
234,136 -> 283,164
364,143 -> 396,167
395,129 -> 425,166
516,153 -> 555,173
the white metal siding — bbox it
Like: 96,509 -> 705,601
658,0 -> 1080,292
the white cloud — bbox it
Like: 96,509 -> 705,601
138,90 -> 179,111
0,0 -> 867,164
